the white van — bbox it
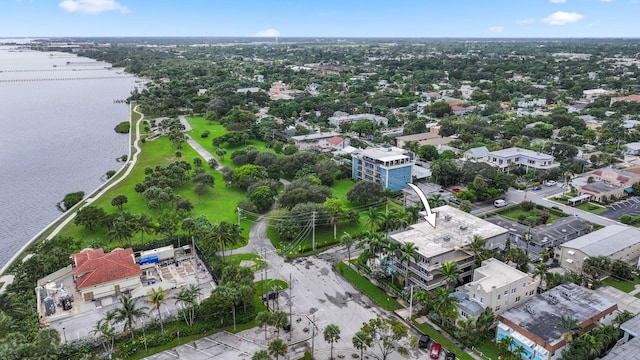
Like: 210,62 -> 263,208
494,199 -> 507,208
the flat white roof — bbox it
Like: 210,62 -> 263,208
471,258 -> 533,292
489,147 -> 554,161
390,205 -> 508,258
561,225 -> 640,257
291,131 -> 341,141
356,146 -> 411,161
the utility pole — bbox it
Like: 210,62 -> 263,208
408,285 -> 414,321
289,273 -> 293,335
310,314 -> 317,357
237,207 -> 241,227
263,248 -> 268,300
312,211 -> 316,251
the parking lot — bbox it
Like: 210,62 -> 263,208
600,196 -> 640,220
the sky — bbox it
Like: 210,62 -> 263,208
2,0 -> 639,38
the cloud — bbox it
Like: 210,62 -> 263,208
59,0 -> 128,14
542,11 -> 584,25
489,26 -> 504,33
550,0 -> 566,3
254,28 -> 280,37
516,18 -> 535,24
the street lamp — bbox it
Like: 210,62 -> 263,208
62,327 -> 67,343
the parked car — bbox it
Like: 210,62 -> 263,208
551,206 -> 561,211
494,199 -> 507,208
545,180 -> 557,186
532,185 -> 542,191
448,197 -> 461,205
418,334 -> 431,348
445,352 -> 456,360
430,343 -> 442,359
451,187 -> 462,193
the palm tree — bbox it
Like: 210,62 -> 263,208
511,345 -> 527,359
146,287 -> 167,334
108,214 -> 133,245
559,315 -> 581,344
91,311 -> 117,356
357,231 -> 388,261
614,310 -> 635,327
134,213 -> 156,244
497,336 -> 516,357
467,235 -> 487,267
339,232 -> 354,269
268,338 -> 288,360
252,350 -> 271,360
323,324 -> 341,360
433,287 -> 458,326
437,261 -> 462,289
380,210 -> 399,237
270,311 -> 288,337
532,262 -> 550,287
112,294 -> 148,343
413,291 -> 433,312
396,242 -> 418,287
428,194 -> 446,208
353,330 -> 373,360
581,333 -> 604,359
174,284 -> 201,326
256,311 -> 272,341
404,205 -> 420,224
457,317 -> 476,339
365,207 -> 383,233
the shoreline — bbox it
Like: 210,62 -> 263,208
0,102 -> 140,275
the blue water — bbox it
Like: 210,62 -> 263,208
0,44 -> 142,269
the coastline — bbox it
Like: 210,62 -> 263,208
0,102 -> 141,275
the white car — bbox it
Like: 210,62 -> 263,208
545,180 -> 557,187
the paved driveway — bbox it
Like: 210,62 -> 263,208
600,197 -> 640,220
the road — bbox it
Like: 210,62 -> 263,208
471,184 -> 619,228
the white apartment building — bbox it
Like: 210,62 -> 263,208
457,258 -> 537,320
486,147 -> 559,173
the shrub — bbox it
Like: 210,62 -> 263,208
63,191 -> 84,210
114,121 -> 130,133
105,170 -> 116,179
201,131 -> 210,138
521,201 -> 535,211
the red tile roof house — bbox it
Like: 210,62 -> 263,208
71,248 -> 142,301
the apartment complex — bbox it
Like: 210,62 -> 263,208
497,282 -> 617,360
556,225 -> 640,274
291,131 -> 349,151
388,206 -> 509,291
457,258 -> 537,320
579,166 -> 640,203
328,111 -> 389,127
351,146 -> 415,191
485,147 -> 559,173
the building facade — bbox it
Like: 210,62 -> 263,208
351,146 -> 415,191
485,147 -> 559,173
555,225 -> 640,274
458,258 -> 537,318
387,206 -> 509,291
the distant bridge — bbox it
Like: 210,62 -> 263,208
0,75 -> 135,83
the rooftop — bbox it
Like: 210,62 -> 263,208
485,215 -> 587,246
560,225 -> 640,257
390,205 -> 508,258
601,336 -> 640,360
355,146 -> 412,161
621,314 -> 640,337
71,248 -> 141,289
489,147 -> 554,161
395,132 -> 440,142
470,258 -> 534,293
291,131 -> 341,141
498,282 -> 617,347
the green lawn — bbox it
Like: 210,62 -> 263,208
56,117 -> 251,248
185,116 -> 277,169
335,262 -> 402,311
602,276 -> 639,293
227,253 -> 266,272
499,208 -> 560,225
474,341 -> 500,360
413,321 -> 475,360
575,202 -> 608,215
255,279 -> 289,297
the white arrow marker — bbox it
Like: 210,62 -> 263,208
407,183 -> 436,228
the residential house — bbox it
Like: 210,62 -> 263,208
579,166 -> 640,202
497,282 -> 617,360
556,225 -> 640,274
236,87 -> 261,94
351,146 -> 414,191
517,98 -> 546,108
70,248 -> 142,301
387,206 -> 509,291
291,131 -> 349,151
451,105 -> 474,116
610,94 -> 640,106
328,111 -> 389,127
485,147 -> 559,173
457,258 -> 537,321
601,314 -> 640,359
583,88 -> 614,100
624,142 -> 640,155
463,146 -> 490,161
395,132 -> 454,149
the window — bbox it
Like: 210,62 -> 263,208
495,306 -> 501,312
523,282 -> 526,287
515,296 -> 521,302
498,294 -> 501,300
511,288 -> 516,294
504,291 -> 508,296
